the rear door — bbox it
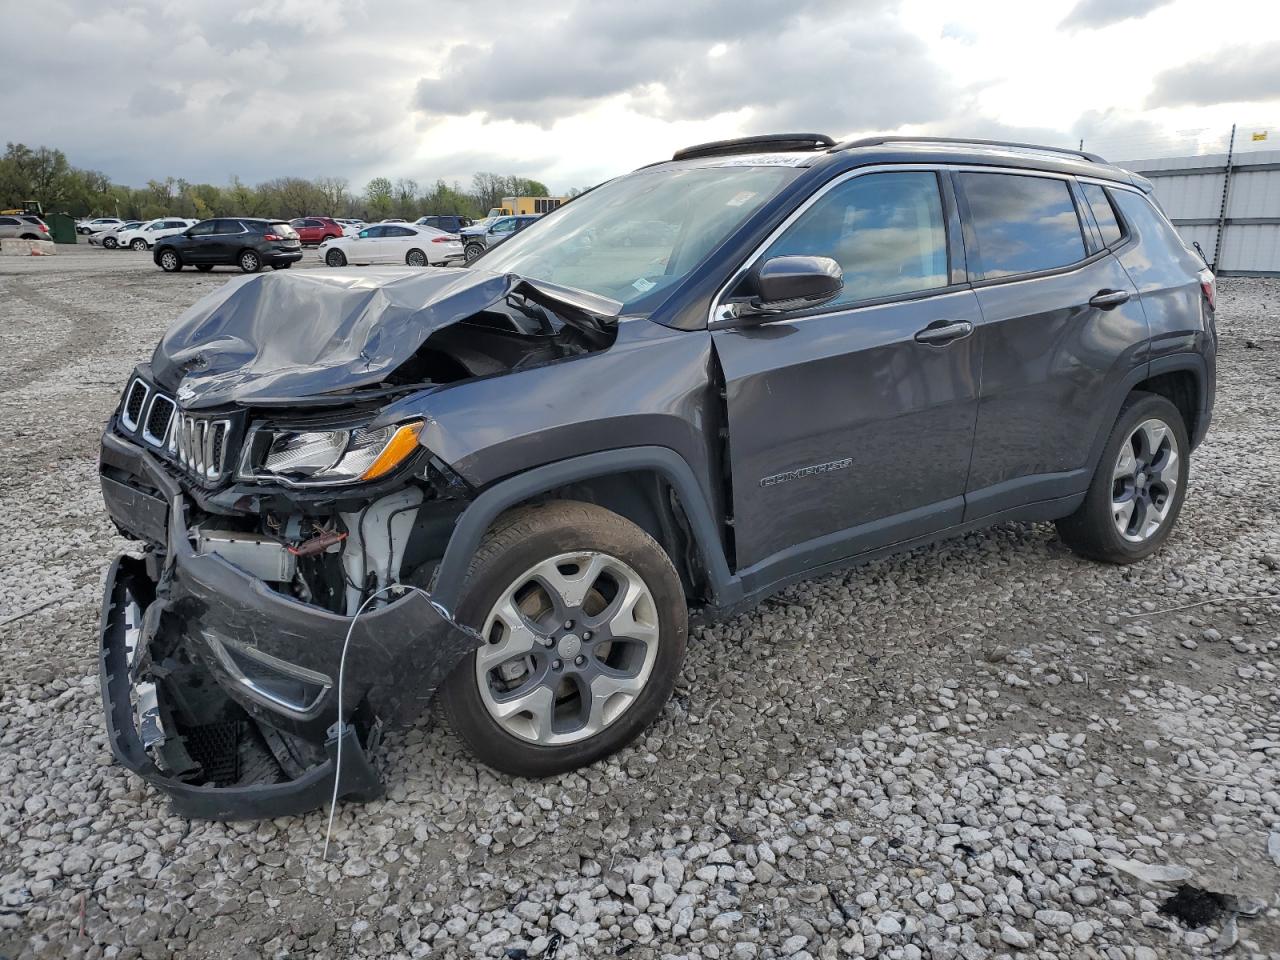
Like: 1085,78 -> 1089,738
711,168 -> 983,577
957,170 -> 1149,520
208,219 -> 249,261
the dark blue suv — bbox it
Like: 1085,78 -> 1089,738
99,134 -> 1214,817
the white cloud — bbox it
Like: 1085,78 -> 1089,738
0,0 -> 1277,190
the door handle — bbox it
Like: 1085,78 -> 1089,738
1089,288 -> 1130,309
914,319 -> 974,345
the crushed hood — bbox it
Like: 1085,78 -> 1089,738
152,267 -> 620,410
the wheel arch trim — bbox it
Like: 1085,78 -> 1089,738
1090,353 -> 1208,467
430,446 -> 739,611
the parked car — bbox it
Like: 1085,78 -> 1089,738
415,214 -> 473,233
0,214 -> 50,240
152,218 -> 303,273
97,133 -> 1215,818
118,218 -> 198,251
460,214 -> 539,263
318,222 -> 461,267
78,217 -> 124,235
90,221 -> 143,248
335,218 -> 366,236
288,217 -> 345,246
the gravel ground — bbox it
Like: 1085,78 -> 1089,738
1,248 -> 1278,960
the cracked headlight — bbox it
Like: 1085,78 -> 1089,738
238,420 -> 424,486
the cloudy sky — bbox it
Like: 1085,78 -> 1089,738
3,0 -> 1278,193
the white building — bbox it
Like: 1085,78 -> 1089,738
1118,149 -> 1280,276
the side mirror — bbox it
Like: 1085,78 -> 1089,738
735,255 -> 843,321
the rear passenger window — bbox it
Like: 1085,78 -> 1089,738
1081,183 -> 1123,246
961,173 -> 1086,278
762,171 -> 948,306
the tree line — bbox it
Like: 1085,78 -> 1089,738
0,142 -> 575,221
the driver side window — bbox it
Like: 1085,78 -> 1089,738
492,218 -> 516,235
762,171 -> 949,309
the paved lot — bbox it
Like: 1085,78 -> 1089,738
1,248 -> 1278,959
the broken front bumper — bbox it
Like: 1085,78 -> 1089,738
98,431 -> 478,819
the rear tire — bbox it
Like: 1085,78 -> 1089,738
238,249 -> 263,273
130,238 -> 148,251
1056,392 -> 1190,564
406,248 -> 427,267
325,248 -> 347,267
438,501 -> 688,778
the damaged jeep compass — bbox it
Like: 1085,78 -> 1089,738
99,134 -> 1216,818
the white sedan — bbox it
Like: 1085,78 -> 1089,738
118,218 -> 198,251
318,223 -> 462,267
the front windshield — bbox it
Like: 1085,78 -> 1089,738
477,164 -> 798,309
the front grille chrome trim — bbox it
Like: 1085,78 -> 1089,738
118,376 -> 236,484
175,414 -> 232,482
120,378 -> 150,432
141,394 -> 175,447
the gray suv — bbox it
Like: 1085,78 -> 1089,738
461,213 -> 540,262
98,134 -> 1215,818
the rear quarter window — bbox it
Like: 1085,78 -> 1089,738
1081,183 -> 1124,246
960,172 -> 1086,279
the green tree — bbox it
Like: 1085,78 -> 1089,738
364,177 -> 393,219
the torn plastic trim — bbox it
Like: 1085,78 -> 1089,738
100,555 -> 382,820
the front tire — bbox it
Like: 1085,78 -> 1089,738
438,501 -> 688,778
157,249 -> 182,272
1056,392 -> 1190,563
103,237 -> 118,249
325,248 -> 347,267
238,249 -> 263,273
464,242 -> 485,263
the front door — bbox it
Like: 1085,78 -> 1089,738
711,169 -> 982,580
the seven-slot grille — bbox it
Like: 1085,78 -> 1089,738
118,377 -> 234,483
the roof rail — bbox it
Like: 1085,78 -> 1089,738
834,135 -> 1107,164
673,133 -> 835,162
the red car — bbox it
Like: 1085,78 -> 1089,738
288,217 -> 344,245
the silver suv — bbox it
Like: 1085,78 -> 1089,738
0,215 -> 49,241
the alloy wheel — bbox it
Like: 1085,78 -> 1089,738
160,251 -> 178,271
1112,417 -> 1180,542
474,551 -> 661,745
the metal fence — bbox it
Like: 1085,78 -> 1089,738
1108,125 -> 1280,277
